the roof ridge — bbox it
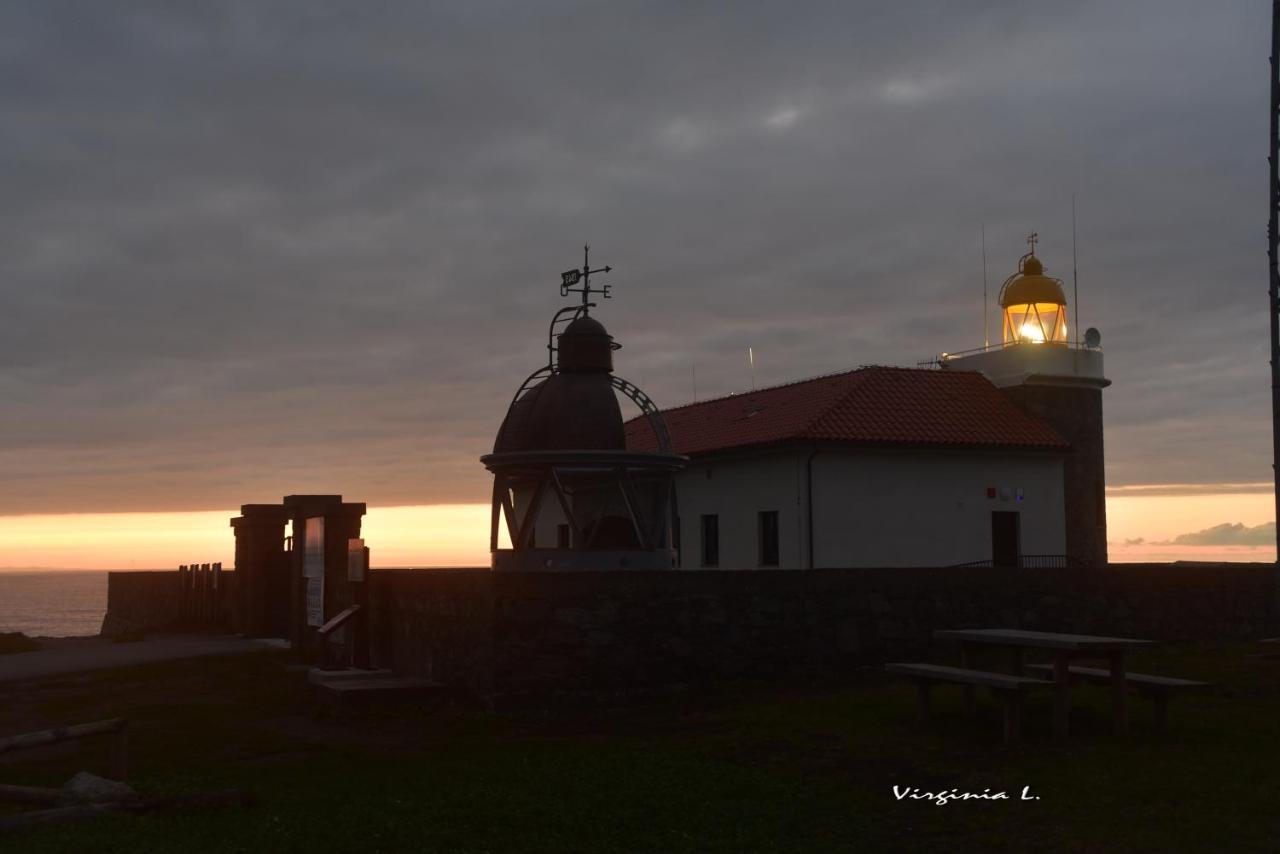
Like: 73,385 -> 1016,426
631,364 -> 937,420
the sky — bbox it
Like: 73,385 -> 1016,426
0,1 -> 1275,566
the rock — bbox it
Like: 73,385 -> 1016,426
99,614 -> 146,642
59,772 -> 138,806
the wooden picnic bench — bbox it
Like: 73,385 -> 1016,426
884,663 -> 1053,743
1025,664 -> 1209,731
934,629 -> 1154,739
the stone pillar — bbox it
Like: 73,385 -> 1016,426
229,504 -> 290,637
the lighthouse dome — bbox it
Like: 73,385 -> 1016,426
999,253 -> 1066,308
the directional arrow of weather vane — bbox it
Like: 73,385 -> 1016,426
560,244 -> 613,306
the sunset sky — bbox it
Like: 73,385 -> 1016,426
0,2 -> 1275,568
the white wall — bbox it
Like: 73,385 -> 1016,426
670,446 -> 1066,569
812,448 -> 1065,567
672,451 -> 806,569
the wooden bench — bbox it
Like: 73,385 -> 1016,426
885,663 -> 1053,743
1026,664 -> 1209,731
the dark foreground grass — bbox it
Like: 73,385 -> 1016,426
0,633 -> 40,656
1,643 -> 1278,853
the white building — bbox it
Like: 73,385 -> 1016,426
624,242 -> 1109,570
626,366 -> 1075,568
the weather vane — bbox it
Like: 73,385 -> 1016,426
559,244 -> 613,309
1026,231 -> 1039,254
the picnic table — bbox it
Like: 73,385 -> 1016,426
933,629 -> 1153,739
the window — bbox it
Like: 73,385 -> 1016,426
700,514 -> 719,567
556,524 -> 570,549
758,511 -> 779,567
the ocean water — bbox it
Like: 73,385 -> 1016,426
0,571 -> 109,637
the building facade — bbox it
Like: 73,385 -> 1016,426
627,367 -> 1074,569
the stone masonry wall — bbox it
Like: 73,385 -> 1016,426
368,569 -> 495,699
107,564 -> 1280,699
101,571 -> 183,634
367,564 -> 1280,701
102,570 -> 237,636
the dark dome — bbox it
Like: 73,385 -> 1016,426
494,371 -> 625,453
557,315 -> 616,372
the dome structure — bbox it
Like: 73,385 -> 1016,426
481,250 -> 686,572
494,315 -> 625,454
998,244 -> 1069,345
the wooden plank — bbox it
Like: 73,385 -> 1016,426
0,718 -> 126,754
1026,664 -> 1210,689
317,605 -> 362,637
0,789 -> 252,832
959,644 -> 976,718
0,805 -> 110,832
1110,649 -> 1129,735
0,783 -> 62,806
934,628 -> 1153,650
884,663 -> 1052,691
1053,652 -> 1071,740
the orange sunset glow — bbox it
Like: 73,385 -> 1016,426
0,505 -> 494,570
0,490 -> 1270,570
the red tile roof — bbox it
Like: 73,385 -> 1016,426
625,366 -> 1068,456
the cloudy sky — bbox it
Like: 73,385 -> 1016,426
0,1 -> 1271,520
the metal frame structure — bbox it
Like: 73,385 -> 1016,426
484,450 -> 684,554
483,253 -> 687,571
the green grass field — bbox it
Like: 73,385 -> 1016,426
1,642 -> 1277,853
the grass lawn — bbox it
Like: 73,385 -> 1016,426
1,641 -> 1277,853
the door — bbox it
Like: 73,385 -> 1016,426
991,511 -> 1021,568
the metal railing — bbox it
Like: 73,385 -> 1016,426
949,554 -> 1085,569
918,340 -> 1101,368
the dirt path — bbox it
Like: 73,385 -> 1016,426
0,634 -> 287,683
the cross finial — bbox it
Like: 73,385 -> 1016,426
1026,231 -> 1039,254
558,243 -> 613,310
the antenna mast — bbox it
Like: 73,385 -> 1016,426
982,224 -> 989,349
1072,195 -> 1080,348
1269,0 -> 1280,563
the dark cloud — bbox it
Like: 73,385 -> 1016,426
1160,521 -> 1277,547
0,1 -> 1271,513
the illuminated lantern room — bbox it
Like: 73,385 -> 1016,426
999,233 -> 1068,345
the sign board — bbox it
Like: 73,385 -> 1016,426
305,577 -> 324,628
304,516 -> 325,627
347,538 -> 366,582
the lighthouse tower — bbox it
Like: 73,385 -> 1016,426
939,235 -> 1111,566
481,248 -> 687,571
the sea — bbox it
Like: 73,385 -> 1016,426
0,571 -> 110,637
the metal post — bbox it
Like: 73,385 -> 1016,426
1269,0 -> 1280,563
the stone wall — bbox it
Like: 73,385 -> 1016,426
107,563 -> 1280,700
101,571 -> 182,635
102,569 -> 237,636
369,569 -> 494,698
369,564 -> 1280,701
